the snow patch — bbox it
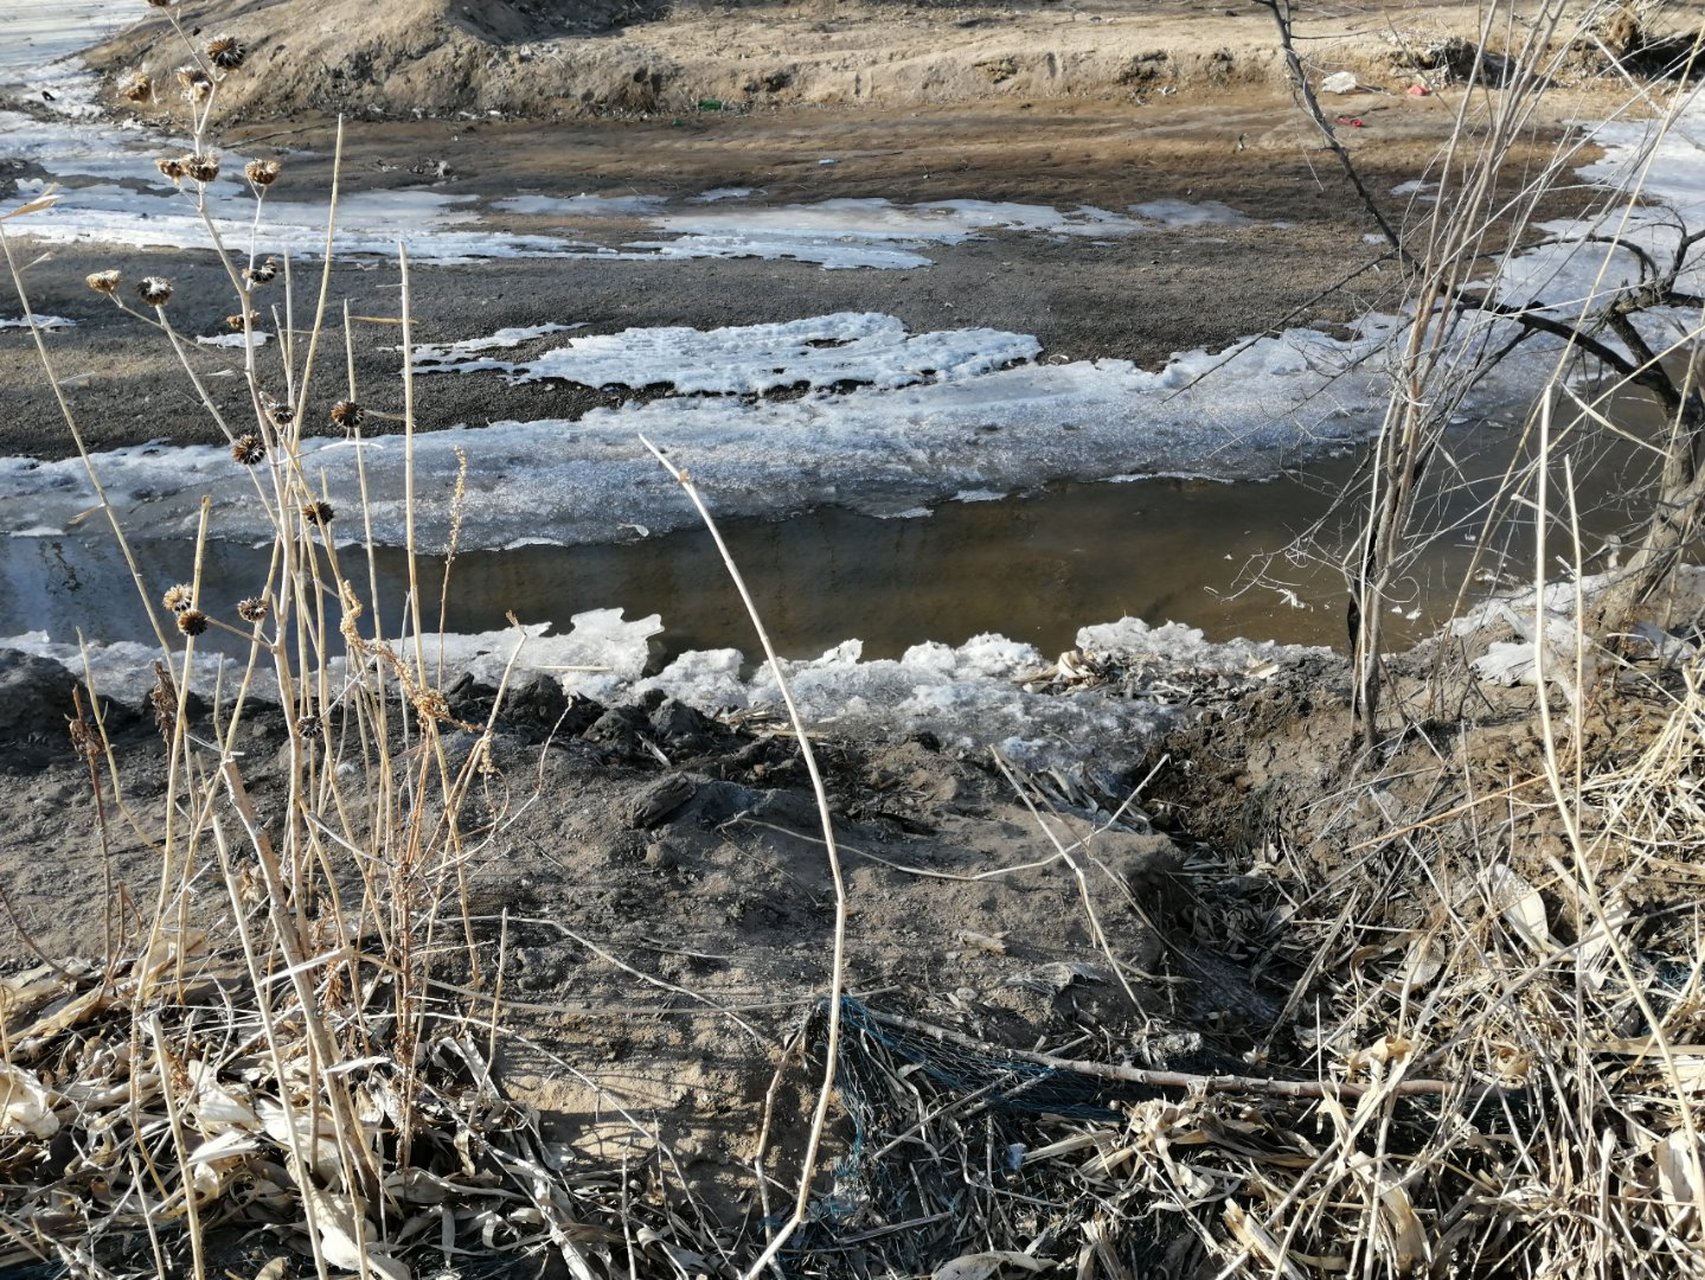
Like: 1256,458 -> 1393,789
196,331 -> 273,348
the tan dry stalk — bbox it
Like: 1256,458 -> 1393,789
639,436 -> 850,1280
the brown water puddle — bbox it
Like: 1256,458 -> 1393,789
2,405 -> 1656,668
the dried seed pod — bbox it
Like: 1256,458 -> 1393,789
121,72 -> 153,103
329,400 -> 365,431
264,398 -> 295,427
162,583 -> 193,612
243,158 -> 280,187
236,596 -> 269,623
176,608 -> 209,637
85,269 -> 121,294
184,152 -> 220,183
243,256 -> 278,286
146,0 -> 174,7
230,433 -> 265,465
136,276 -> 173,306
206,35 -> 245,71
226,313 -> 250,331
302,500 -> 335,525
150,662 -> 176,740
413,689 -> 450,724
155,156 -> 186,182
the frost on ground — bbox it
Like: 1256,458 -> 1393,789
1,612 -> 1319,773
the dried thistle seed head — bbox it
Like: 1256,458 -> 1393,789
243,256 -> 278,287
226,313 -> 250,331
85,269 -> 121,294
175,608 -> 209,637
243,158 -> 280,187
162,583 -> 193,612
296,713 -> 322,739
264,399 -> 295,427
136,276 -> 173,306
155,156 -> 186,182
206,35 -> 245,71
121,72 -> 153,103
184,152 -> 220,183
230,433 -> 265,465
176,65 -> 211,96
329,400 -> 364,431
301,500 -> 335,525
236,595 -> 269,623
147,0 -> 174,7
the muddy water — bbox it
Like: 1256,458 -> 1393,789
0,409 -> 1655,667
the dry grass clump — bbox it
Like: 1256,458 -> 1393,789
0,934 -> 718,1277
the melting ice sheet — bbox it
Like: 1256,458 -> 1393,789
0,615 -> 1320,772
1487,91 -> 1705,343
0,311 -> 1435,548
412,312 -> 1041,393
0,1 -> 137,83
1,102 -> 1257,267
621,197 -> 1243,269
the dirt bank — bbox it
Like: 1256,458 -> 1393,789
84,0 -> 1654,122
2,569 -> 1701,1275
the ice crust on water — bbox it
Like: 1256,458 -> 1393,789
412,312 -> 1042,393
8,177 -> 603,263
2,615 -> 1318,772
387,609 -> 665,702
0,607 -> 663,707
411,323 -> 584,364
1489,96 -> 1705,332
